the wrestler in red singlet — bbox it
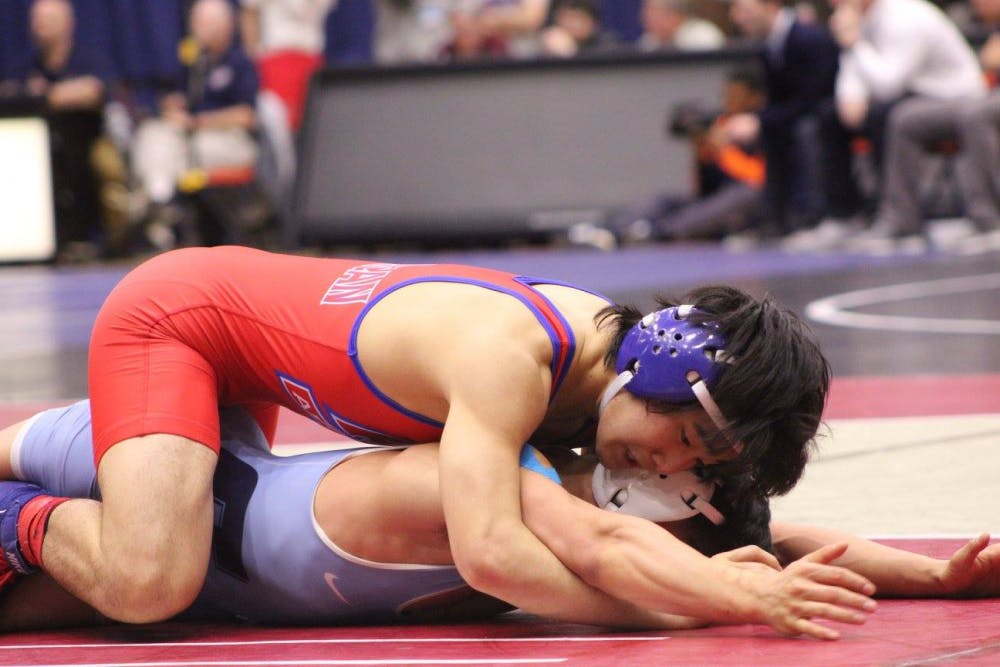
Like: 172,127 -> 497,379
88,246 -> 583,464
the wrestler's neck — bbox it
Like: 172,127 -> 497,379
551,453 -> 598,505
532,326 -> 618,447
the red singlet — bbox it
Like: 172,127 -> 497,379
87,247 -> 589,464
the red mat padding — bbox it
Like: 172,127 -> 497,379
2,540 -> 999,667
826,373 -> 1000,419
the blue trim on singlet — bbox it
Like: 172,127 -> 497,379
512,276 -> 608,399
347,275 -> 580,428
519,445 -> 562,485
516,275 -> 614,305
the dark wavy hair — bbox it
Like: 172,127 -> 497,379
685,483 -> 773,557
596,284 -> 830,498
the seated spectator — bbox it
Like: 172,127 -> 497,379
130,0 -> 259,249
949,0 -> 1000,253
727,0 -> 839,247
441,5 -> 509,60
638,0 -> 726,51
819,0 -> 985,254
568,68 -> 765,250
948,0 -> 1000,41
239,0 -> 336,132
1,0 -> 111,261
373,0 -> 453,64
538,0 -> 620,57
472,0 -> 552,57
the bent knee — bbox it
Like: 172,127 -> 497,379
103,560 -> 207,623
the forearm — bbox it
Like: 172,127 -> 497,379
194,105 -> 256,131
47,77 -> 104,111
506,552 -> 710,630
555,511 -> 761,623
519,476 -> 761,624
771,522 -> 945,597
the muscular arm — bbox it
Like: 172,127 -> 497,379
771,522 -> 1000,598
518,471 -> 877,638
438,344 -> 695,629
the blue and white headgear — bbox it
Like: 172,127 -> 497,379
599,305 -> 733,435
592,465 -> 725,525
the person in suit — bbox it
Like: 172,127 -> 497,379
726,0 -> 840,244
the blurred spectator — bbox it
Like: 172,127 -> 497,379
471,0 -> 552,57
727,0 -> 839,245
793,1 -> 821,23
570,68 -> 765,250
2,0 -> 111,260
538,0 -> 620,57
638,0 -> 726,51
240,0 -> 337,131
442,6 -> 509,60
948,0 -> 1000,40
373,0 -> 453,63
823,0 -> 985,254
949,0 -> 1000,253
131,0 -> 259,248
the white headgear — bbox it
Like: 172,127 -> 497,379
592,463 -> 725,525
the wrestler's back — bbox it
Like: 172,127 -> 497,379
106,247 -> 609,446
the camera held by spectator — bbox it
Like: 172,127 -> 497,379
667,102 -> 720,139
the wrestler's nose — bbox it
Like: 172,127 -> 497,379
650,449 -> 697,475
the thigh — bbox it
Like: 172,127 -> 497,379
97,433 -> 217,582
88,269 -> 222,466
887,97 -> 962,144
191,129 -> 258,169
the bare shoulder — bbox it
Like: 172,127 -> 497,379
532,282 -> 612,332
353,280 -> 609,427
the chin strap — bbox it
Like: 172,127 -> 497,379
598,370 -> 634,416
599,368 -> 732,436
688,374 -> 731,435
684,489 -> 726,526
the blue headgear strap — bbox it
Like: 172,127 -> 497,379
599,305 -> 733,434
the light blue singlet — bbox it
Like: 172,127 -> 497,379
14,400 -> 560,624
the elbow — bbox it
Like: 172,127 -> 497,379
451,534 -> 518,595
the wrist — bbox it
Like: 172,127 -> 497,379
929,560 -> 955,597
718,564 -> 766,624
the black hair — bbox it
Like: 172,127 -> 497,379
556,0 -> 600,19
726,66 -> 765,94
596,284 -> 830,499
685,482 -> 773,557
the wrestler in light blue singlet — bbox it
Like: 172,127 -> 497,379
14,401 -> 561,624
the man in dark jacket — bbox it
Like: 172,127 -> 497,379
727,0 -> 839,241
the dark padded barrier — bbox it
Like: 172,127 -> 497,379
291,49 -> 758,245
